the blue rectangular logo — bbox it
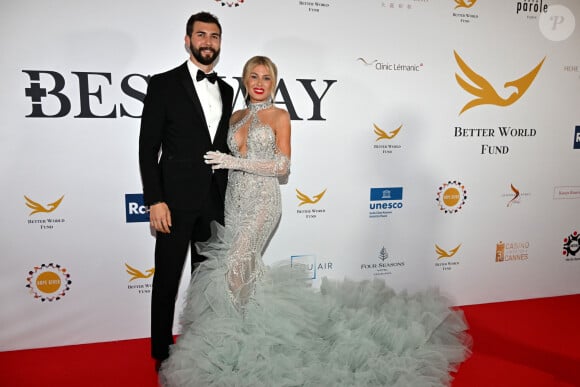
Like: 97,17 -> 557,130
574,126 -> 580,149
291,254 -> 316,279
370,187 -> 403,201
125,193 -> 150,223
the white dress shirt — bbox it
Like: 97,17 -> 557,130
187,59 -> 223,142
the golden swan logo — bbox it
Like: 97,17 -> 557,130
436,244 -> 462,259
24,195 -> 64,215
373,124 -> 402,141
125,263 -> 155,281
296,189 -> 327,206
454,50 -> 545,115
454,0 -> 478,9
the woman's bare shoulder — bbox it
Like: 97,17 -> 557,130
270,106 -> 290,122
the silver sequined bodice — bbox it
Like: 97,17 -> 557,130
224,101 -> 283,306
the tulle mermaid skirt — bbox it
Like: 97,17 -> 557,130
159,224 -> 471,387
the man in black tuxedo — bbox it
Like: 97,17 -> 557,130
138,11 -> 233,367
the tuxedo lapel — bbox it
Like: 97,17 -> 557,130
178,62 -> 210,134
214,79 -> 231,145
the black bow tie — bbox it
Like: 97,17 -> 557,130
196,69 -> 218,84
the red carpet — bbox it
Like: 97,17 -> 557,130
2,294 -> 579,387
452,294 -> 580,387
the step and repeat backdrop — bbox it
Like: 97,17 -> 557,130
1,0 -> 579,351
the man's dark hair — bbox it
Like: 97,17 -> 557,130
186,12 -> 222,36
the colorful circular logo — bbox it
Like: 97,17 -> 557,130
563,231 -> 580,257
436,180 -> 468,213
26,263 -> 72,302
214,0 -> 245,7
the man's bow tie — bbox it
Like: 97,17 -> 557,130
196,69 -> 218,84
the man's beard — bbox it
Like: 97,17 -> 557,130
190,44 -> 220,66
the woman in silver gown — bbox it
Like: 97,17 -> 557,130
159,56 -> 471,387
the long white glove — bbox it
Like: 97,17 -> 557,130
204,151 -> 290,177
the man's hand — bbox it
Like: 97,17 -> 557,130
149,202 -> 171,233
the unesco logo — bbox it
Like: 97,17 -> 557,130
369,187 -> 403,219
125,194 -> 149,223
370,187 -> 403,208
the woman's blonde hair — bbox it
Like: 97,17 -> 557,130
242,55 -> 278,100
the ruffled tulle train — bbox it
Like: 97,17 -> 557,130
159,223 -> 471,386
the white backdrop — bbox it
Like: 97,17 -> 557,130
1,0 -> 579,351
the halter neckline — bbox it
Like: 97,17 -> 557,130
248,100 -> 273,113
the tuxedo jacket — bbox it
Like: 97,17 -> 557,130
139,62 -> 234,210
